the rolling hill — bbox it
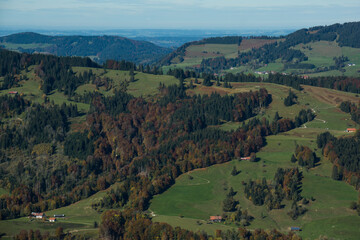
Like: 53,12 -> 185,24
160,22 -> 360,77
1,22 -> 360,239
0,32 -> 172,64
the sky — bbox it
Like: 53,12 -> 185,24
0,0 -> 359,30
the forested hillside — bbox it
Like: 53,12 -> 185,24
0,32 -> 172,64
0,42 -> 359,239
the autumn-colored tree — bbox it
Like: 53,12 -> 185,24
100,210 -> 125,240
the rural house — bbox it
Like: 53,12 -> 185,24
209,216 -> 222,223
31,212 -> 45,219
346,128 -> 357,133
49,217 -> 56,222
241,157 -> 251,161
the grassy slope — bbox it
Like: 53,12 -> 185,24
1,70 -> 359,239
150,128 -> 359,239
293,41 -> 360,77
207,82 -> 359,132
0,183 -> 126,239
150,82 -> 360,238
185,44 -> 239,59
73,67 -> 178,98
0,66 -> 90,112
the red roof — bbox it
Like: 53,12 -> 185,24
31,212 -> 45,216
210,216 -> 222,220
347,128 -> 357,132
49,217 -> 56,221
241,157 -> 251,160
8,91 -> 18,94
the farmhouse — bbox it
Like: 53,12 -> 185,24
49,217 -> 56,222
301,75 -> 309,80
209,216 -> 222,223
241,157 -> 251,161
54,214 -> 65,218
254,71 -> 269,75
8,91 -> 18,94
346,128 -> 357,133
31,212 -> 45,219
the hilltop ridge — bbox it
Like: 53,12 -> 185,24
0,32 -> 172,64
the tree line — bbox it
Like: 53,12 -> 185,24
317,131 -> 360,189
340,101 -> 360,124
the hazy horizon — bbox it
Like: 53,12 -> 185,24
1,1 -> 359,30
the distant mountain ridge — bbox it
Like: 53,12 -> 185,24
0,32 -> 172,64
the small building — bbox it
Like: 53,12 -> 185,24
49,217 -> 56,222
301,75 -> 310,80
290,227 -> 301,231
8,91 -> 18,94
346,128 -> 357,133
31,212 -> 45,219
54,214 -> 65,218
209,216 -> 222,223
241,157 -> 251,161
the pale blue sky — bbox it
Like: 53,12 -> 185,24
0,0 -> 359,30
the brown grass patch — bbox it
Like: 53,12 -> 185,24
185,45 -> 222,58
302,85 -> 359,106
187,84 -> 230,96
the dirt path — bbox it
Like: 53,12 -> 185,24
314,118 -> 326,123
69,229 -> 96,233
185,173 -> 211,186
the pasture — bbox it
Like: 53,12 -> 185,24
151,82 -> 359,238
0,183 -> 124,239
185,81 -> 358,132
150,128 -> 360,239
0,66 -> 90,112
73,66 -> 179,97
293,41 -> 360,77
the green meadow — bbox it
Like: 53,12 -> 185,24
150,82 -> 359,239
0,183 -> 125,239
150,128 -> 360,239
73,66 -> 178,97
196,82 -> 359,132
293,41 -> 360,77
